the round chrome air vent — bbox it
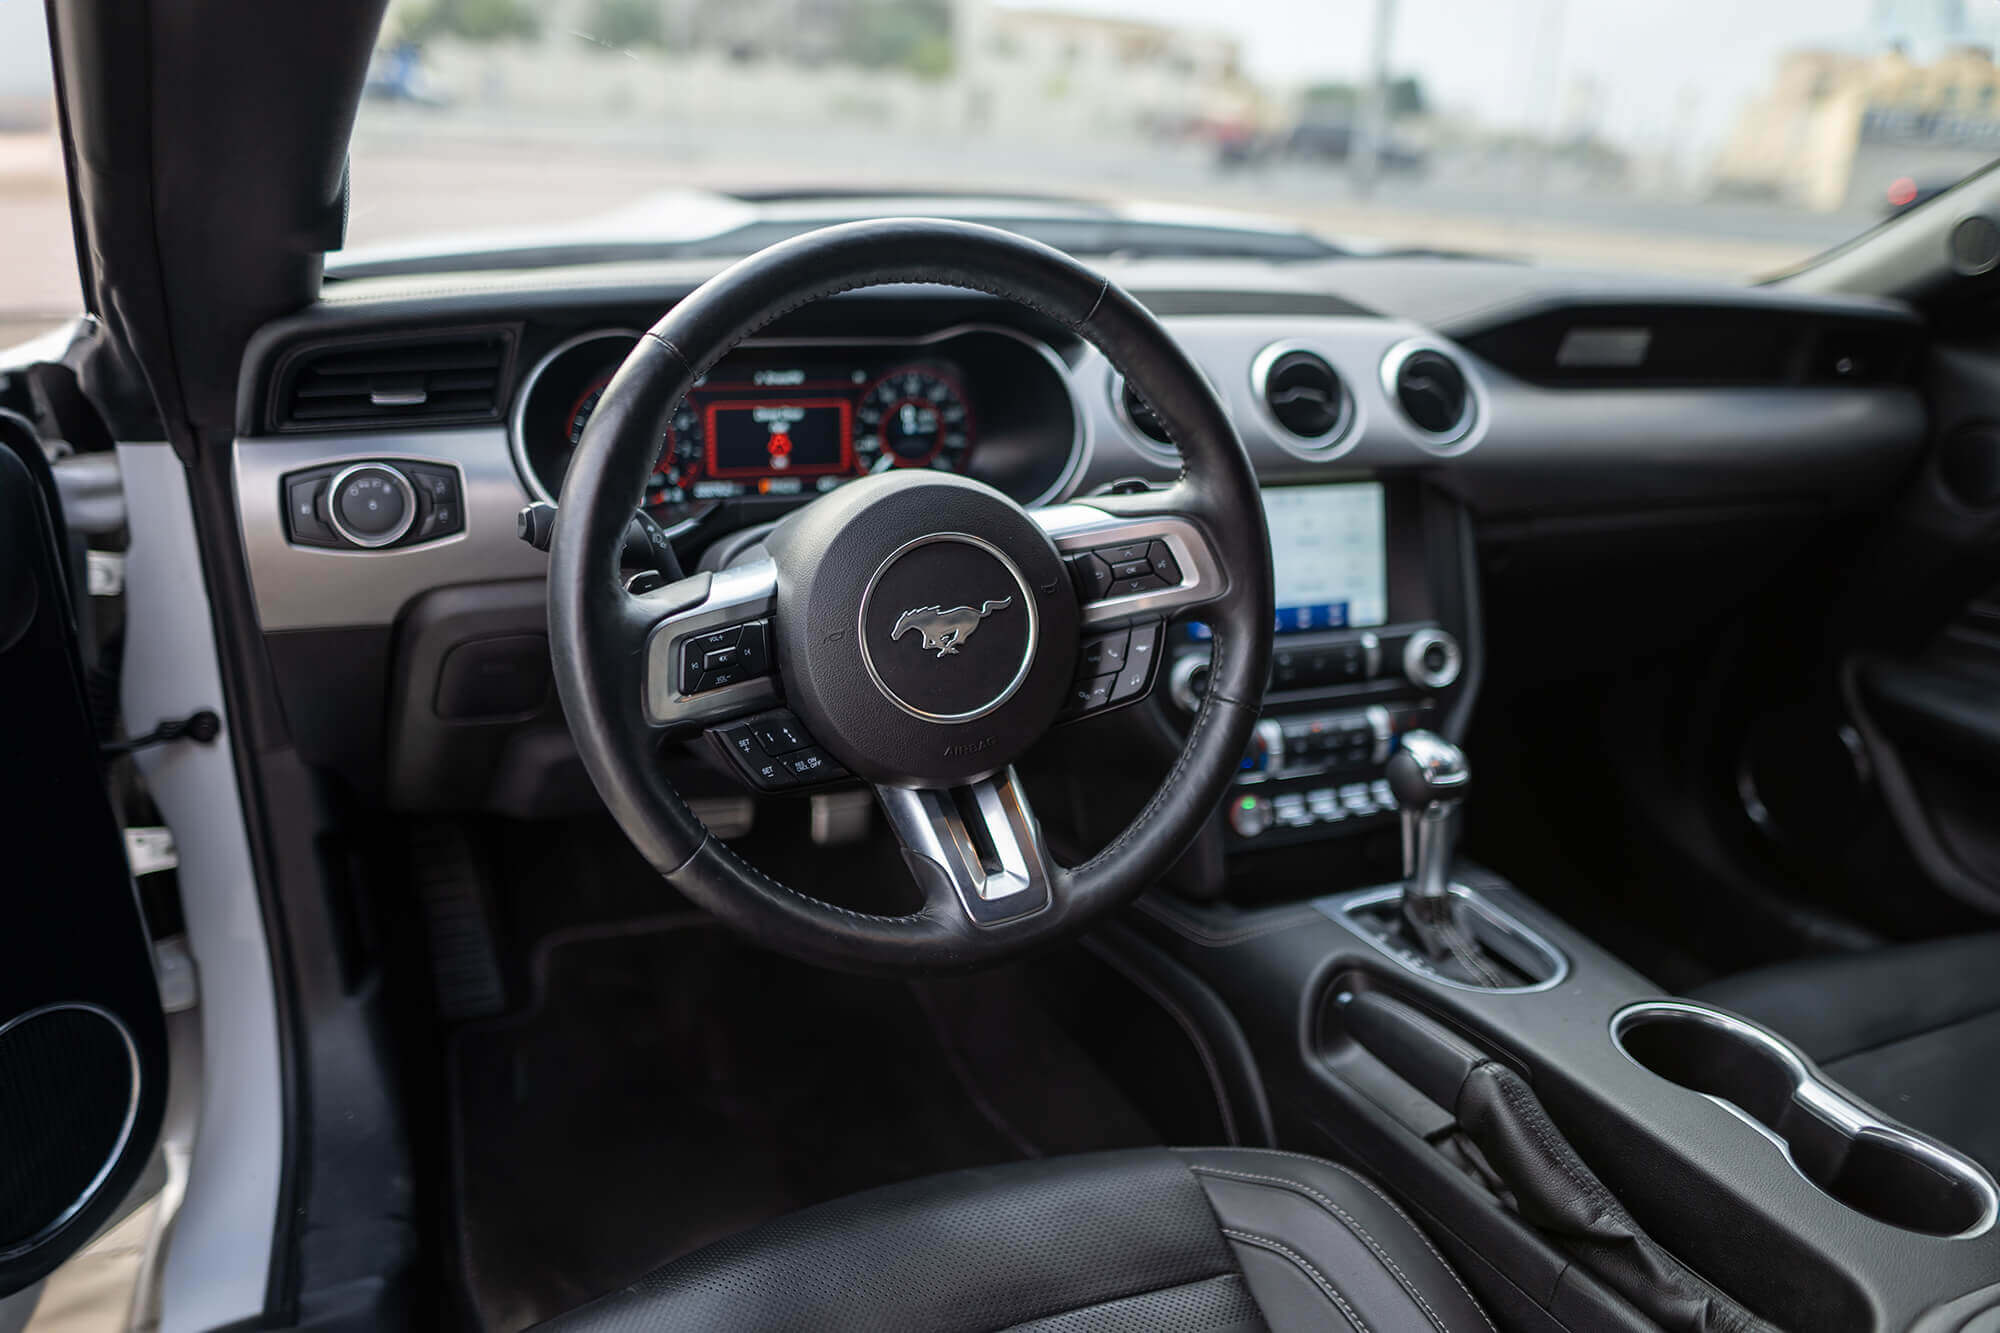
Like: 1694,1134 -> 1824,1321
1109,371 -> 1179,462
1251,342 -> 1355,457
1381,339 -> 1485,454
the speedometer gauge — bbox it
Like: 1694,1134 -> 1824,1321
854,368 -> 973,473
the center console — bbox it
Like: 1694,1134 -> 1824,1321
1164,478 -> 1472,852
1114,483 -> 2000,1327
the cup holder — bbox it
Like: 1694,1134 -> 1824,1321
1611,1001 -> 1998,1238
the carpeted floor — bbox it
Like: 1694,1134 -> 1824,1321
447,917 -> 1158,1331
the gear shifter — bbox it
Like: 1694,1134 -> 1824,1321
1385,731 -> 1505,985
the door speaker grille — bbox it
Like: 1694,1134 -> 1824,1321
0,1004 -> 138,1256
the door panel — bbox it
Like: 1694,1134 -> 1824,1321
0,421 -> 165,1294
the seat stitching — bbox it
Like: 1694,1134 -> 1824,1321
1213,1149 -> 1498,1333
1220,1228 -> 1371,1333
1191,1165 -> 1456,1333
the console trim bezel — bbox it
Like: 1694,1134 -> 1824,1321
1317,883 -> 1571,994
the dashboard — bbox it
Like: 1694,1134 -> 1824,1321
510,326 -> 1081,536
227,260 -> 1931,827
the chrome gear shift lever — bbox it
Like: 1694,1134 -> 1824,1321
1385,731 -> 1482,968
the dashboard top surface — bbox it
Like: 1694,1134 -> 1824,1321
232,261 -> 1930,633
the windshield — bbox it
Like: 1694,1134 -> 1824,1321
342,0 -> 2000,280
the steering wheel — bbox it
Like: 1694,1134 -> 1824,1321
549,219 -> 1273,973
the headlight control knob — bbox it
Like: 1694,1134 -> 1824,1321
327,463 -> 417,548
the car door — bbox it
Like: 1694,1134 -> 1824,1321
0,411 -> 166,1295
1737,180 -> 2000,930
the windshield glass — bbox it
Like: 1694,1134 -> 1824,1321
353,2 -> 2000,279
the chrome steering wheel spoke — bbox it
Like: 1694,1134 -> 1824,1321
875,768 -> 1055,927
632,558 -> 782,735
1032,501 -> 1228,627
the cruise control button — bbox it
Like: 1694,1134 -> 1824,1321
754,718 -> 810,754
1146,540 -> 1181,585
747,753 -> 796,788
783,747 -> 840,780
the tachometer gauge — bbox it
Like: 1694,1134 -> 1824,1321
854,368 -> 973,473
647,401 -> 707,508
564,378 -> 710,517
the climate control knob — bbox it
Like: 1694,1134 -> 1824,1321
327,462 -> 417,548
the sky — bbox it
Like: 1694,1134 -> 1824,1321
1031,0 -> 1881,156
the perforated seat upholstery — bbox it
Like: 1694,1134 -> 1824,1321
536,1147 -> 1493,1332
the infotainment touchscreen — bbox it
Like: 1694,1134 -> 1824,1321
1188,482 -> 1387,637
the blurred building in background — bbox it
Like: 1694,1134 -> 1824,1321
368,0 -> 1260,145
1716,41 -> 2000,211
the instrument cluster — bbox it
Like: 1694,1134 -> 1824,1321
511,327 -> 1081,535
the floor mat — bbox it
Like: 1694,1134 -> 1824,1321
448,917 -> 1153,1331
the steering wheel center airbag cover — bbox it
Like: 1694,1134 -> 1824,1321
765,470 -> 1077,787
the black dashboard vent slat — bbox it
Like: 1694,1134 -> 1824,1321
272,330 -> 513,431
1260,349 -> 1346,439
1394,349 -> 1472,436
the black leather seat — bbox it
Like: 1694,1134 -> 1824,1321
1692,932 -> 2000,1176
537,1147 -> 1493,1332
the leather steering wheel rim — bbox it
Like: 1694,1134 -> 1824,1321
549,218 -> 1273,974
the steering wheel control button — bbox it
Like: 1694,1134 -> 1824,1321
678,621 -> 774,695
1078,628 -> 1129,673
712,711 -> 847,791
782,748 -> 840,780
1107,622 -> 1161,702
1065,674 -> 1116,716
1075,539 -> 1180,603
327,463 -> 417,548
859,533 -> 1038,724
736,621 -> 770,674
1060,619 -> 1163,719
753,718 -> 810,754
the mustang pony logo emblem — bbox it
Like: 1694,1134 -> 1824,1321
891,599 -> 1013,657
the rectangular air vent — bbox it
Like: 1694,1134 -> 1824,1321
271,329 -> 513,431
